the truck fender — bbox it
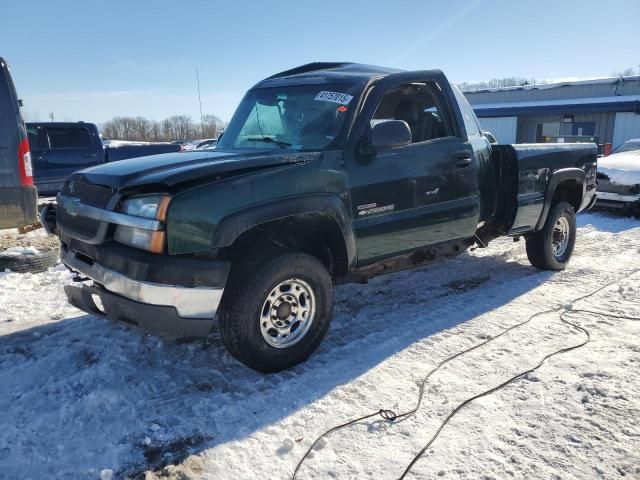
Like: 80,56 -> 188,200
535,168 -> 586,231
212,194 -> 357,268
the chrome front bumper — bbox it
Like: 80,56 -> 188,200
62,248 -> 223,319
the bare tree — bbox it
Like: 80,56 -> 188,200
201,114 -> 225,138
101,114 -> 227,142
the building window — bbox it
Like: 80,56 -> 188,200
536,121 -> 596,143
537,122 -> 560,142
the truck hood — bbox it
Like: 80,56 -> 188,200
72,149 -> 320,191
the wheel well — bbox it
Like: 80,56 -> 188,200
218,213 -> 349,278
553,179 -> 583,211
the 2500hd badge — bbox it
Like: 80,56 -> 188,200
357,203 -> 395,216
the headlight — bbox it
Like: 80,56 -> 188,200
114,225 -> 165,253
119,194 -> 171,221
115,194 -> 171,253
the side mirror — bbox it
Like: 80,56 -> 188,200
371,120 -> 412,150
482,130 -> 497,144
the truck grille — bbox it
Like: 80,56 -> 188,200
57,208 -> 101,237
61,181 -> 113,208
58,181 -> 114,238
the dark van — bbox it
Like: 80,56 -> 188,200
0,57 -> 37,229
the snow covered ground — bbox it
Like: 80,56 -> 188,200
1,212 -> 639,480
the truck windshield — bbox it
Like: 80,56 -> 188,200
217,83 -> 359,151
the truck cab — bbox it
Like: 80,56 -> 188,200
27,122 -> 104,196
47,63 -> 597,372
0,57 -> 37,230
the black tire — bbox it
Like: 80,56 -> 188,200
0,247 -> 59,273
219,250 -> 334,373
525,201 -> 576,271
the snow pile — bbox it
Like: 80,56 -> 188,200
0,227 -> 58,257
599,150 -> 640,186
104,139 -> 173,147
0,245 -> 40,258
0,212 -> 639,479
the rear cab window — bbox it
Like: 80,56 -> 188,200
452,86 -> 482,138
27,125 -> 49,150
47,127 -> 92,149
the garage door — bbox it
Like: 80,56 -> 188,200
613,112 -> 640,149
476,116 -> 517,144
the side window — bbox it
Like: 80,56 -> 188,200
47,127 -> 92,149
371,82 -> 452,144
452,87 -> 481,137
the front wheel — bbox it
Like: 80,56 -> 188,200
525,201 -> 577,271
219,251 -> 334,373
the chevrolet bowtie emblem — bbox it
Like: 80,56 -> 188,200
62,196 -> 81,216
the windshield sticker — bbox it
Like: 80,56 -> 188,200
314,91 -> 353,105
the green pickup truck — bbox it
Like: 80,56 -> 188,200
44,63 -> 597,372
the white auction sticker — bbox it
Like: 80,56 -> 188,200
314,91 -> 354,105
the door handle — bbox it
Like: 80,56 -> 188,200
454,156 -> 472,168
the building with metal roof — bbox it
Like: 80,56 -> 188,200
464,76 -> 640,150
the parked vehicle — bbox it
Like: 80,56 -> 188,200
610,138 -> 640,154
44,63 -> 597,372
0,57 -> 37,229
596,139 -> 640,214
27,122 -> 182,195
195,139 -> 218,149
182,138 -> 218,150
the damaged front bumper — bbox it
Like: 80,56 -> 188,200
595,191 -> 640,210
61,245 -> 227,338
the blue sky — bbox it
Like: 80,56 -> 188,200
1,0 -> 638,123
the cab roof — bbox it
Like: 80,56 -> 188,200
254,62 -> 404,88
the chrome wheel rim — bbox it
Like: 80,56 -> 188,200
259,278 -> 316,348
552,216 -> 570,258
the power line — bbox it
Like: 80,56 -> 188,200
293,269 -> 640,479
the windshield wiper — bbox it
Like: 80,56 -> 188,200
245,136 -> 292,148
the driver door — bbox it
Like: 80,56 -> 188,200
346,73 -> 480,265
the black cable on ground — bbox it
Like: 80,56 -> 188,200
292,270 -> 640,479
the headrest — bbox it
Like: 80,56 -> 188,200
395,100 -> 422,124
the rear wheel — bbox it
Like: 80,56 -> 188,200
219,250 -> 334,373
525,201 -> 576,271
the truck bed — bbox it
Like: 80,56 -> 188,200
490,143 -> 598,235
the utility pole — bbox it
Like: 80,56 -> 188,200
196,68 -> 204,138
49,112 -> 54,122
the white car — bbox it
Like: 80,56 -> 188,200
596,139 -> 640,214
181,138 -> 218,151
